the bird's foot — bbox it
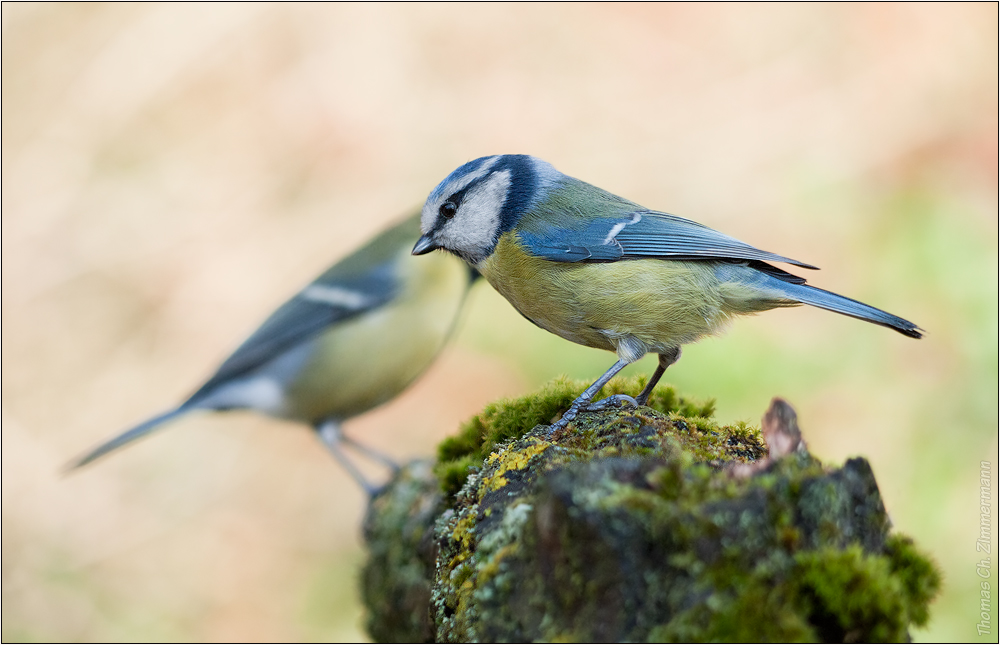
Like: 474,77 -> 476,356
584,394 -> 639,412
548,406 -> 580,434
547,394 -> 639,435
364,480 -> 392,498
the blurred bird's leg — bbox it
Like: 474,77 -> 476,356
634,347 -> 681,406
550,358 -> 632,432
316,419 -> 383,496
340,434 -> 401,473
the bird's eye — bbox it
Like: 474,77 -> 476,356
439,202 -> 457,219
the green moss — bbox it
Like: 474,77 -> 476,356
437,454 -> 479,502
884,534 -> 942,627
645,469 -> 940,643
650,573 -> 817,643
794,546 -> 908,642
434,376 -> 717,500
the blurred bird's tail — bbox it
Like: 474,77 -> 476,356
67,408 -> 188,471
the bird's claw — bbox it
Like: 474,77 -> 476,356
585,394 -> 639,412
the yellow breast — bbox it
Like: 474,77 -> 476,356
477,233 -> 731,359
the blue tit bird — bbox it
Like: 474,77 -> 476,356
412,155 -> 922,430
71,213 -> 477,493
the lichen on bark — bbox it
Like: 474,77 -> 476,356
360,376 -> 940,643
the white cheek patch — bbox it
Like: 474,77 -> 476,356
421,156 -> 501,233
441,169 -> 511,257
301,284 -> 373,310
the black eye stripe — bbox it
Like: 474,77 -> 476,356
437,184 -> 473,223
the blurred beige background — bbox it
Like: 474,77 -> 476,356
2,4 -> 996,642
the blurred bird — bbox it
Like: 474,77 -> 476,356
71,214 -> 476,493
412,155 -> 922,430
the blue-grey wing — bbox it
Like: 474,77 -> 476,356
517,210 -> 818,271
187,262 -> 398,403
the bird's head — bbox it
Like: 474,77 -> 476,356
412,154 -> 560,266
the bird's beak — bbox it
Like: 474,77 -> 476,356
412,234 -> 439,255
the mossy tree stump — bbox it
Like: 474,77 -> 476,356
361,377 -> 939,643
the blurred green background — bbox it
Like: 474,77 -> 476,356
2,4 -> 996,642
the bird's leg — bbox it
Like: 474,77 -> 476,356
340,434 -> 401,473
634,347 -> 681,406
316,419 -> 382,496
549,358 -> 632,432
318,419 -> 400,471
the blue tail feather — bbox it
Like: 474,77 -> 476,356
767,278 -> 923,339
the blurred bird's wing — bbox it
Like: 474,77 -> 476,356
187,260 -> 399,404
187,215 -> 428,403
517,202 -> 818,271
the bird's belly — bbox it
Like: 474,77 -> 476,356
287,309 -> 439,420
276,253 -> 469,425
480,241 -> 729,357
